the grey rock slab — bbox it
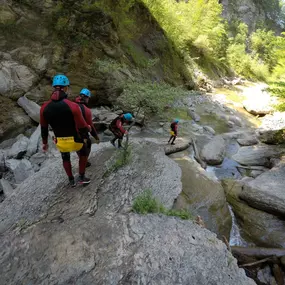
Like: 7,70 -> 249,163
0,150 -> 7,172
232,144 -> 285,166
237,137 -> 258,146
29,152 -> 46,166
201,135 -> 226,165
229,116 -> 243,127
0,178 -> 14,197
0,214 -> 255,285
0,60 -> 38,99
17,96 -> 40,123
26,125 -> 41,157
240,163 -> 285,217
0,140 -> 255,284
187,109 -> 201,122
223,180 -> 285,248
173,158 -> 232,238
7,135 -> 29,159
6,158 -> 34,184
203,126 -> 215,135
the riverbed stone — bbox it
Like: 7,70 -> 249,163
240,163 -> 285,217
232,144 -> 285,166
222,179 -> 285,248
201,135 -> 226,165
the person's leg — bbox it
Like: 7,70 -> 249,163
61,152 -> 75,186
77,142 -> 90,185
86,138 -> 92,167
171,136 -> 177,145
118,139 -> 123,148
168,135 -> 174,143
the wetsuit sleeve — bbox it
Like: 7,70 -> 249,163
85,107 -> 99,139
174,123 -> 178,135
116,119 -> 126,134
40,103 -> 49,144
67,101 -> 90,136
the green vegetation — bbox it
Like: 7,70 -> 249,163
132,190 -> 193,220
104,145 -> 132,177
117,80 -> 189,115
141,0 -> 285,81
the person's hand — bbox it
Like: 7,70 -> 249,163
83,139 -> 88,144
125,131 -> 129,135
43,144 -> 48,152
88,125 -> 91,132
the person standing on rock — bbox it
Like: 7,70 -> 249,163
40,74 -> 92,187
109,113 -> 133,148
75,88 -> 100,167
168,119 -> 179,145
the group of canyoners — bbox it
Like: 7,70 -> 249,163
40,74 -> 180,187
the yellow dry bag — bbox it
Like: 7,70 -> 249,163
55,137 -> 83,152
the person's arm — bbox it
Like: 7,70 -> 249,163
66,101 -> 90,136
40,103 -> 49,149
174,124 -> 178,136
116,119 -> 126,134
85,108 -> 99,140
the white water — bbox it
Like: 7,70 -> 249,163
228,205 -> 247,246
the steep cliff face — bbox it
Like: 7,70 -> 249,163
221,0 -> 283,33
0,0 -> 194,140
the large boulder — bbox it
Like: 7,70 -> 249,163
243,100 -> 273,116
0,60 -> 38,100
0,141 -> 254,284
187,109 -> 200,122
232,144 -> 285,166
223,180 -> 285,248
258,129 -> 285,145
237,137 -> 258,146
0,178 -> 14,197
242,86 -> 274,116
0,97 -> 32,141
6,158 -> 34,184
7,135 -> 29,159
173,158 -> 232,238
17,96 -> 40,123
240,163 -> 285,217
26,125 -> 41,157
0,150 -> 6,172
201,135 -> 226,165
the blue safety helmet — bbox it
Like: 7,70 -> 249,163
123,113 -> 133,121
52,74 -> 70,87
80,88 -> 91,97
174,118 -> 180,123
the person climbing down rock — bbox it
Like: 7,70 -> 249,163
75,88 -> 100,168
40,74 -> 91,187
109,113 -> 133,149
168,119 -> 179,145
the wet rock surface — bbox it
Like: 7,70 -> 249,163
0,141 -> 254,284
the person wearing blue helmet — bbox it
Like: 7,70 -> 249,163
40,74 -> 92,187
109,113 -> 133,148
168,119 -> 179,145
75,88 -> 100,167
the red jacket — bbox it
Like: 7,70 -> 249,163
40,90 -> 89,144
110,115 -> 127,134
75,96 -> 99,140
170,122 -> 178,135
